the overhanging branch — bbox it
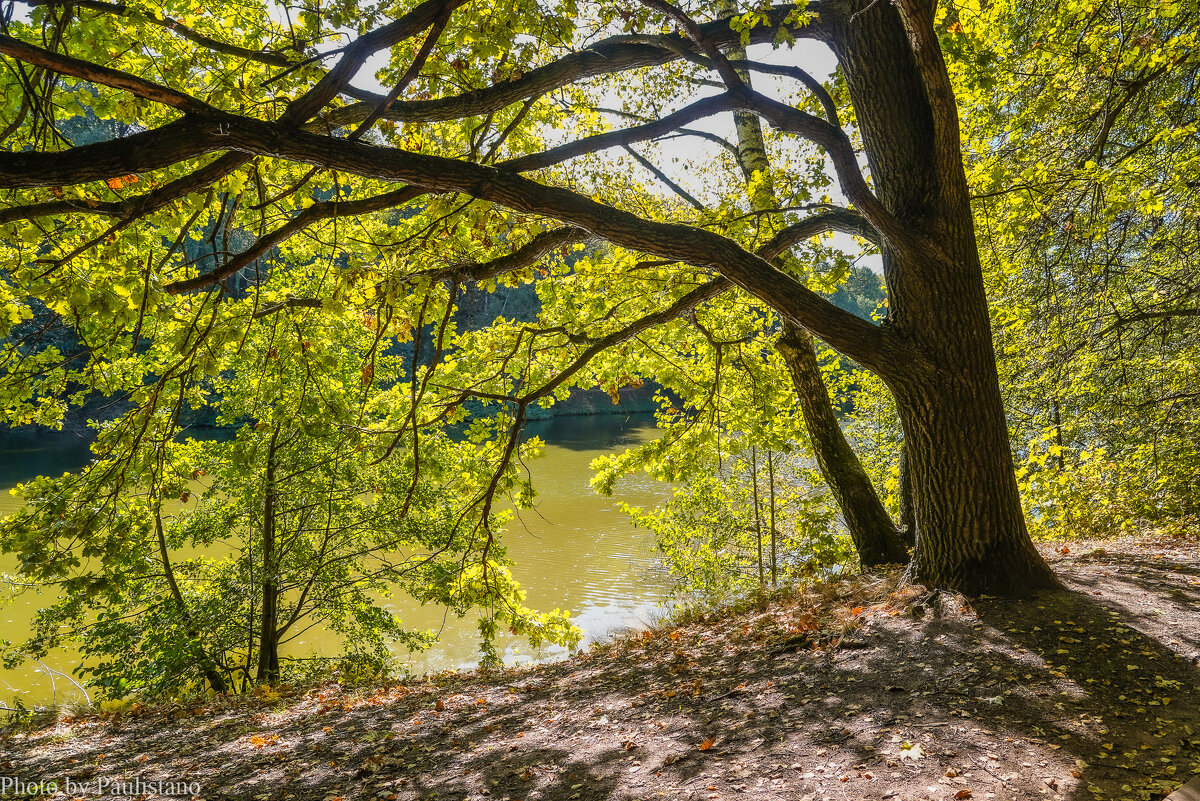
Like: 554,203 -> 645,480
322,5 -> 826,127
0,113 -> 894,370
0,33 -> 217,114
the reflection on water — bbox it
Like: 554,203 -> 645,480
0,437 -> 94,490
523,414 -> 654,451
0,414 -> 670,704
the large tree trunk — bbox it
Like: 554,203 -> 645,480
822,0 -> 1061,594
891,363 -> 1059,593
776,323 -> 909,567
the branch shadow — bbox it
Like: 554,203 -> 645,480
6,552 -> 1200,801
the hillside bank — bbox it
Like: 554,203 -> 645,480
3,537 -> 1199,801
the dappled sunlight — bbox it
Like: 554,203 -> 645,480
4,541 -> 1197,800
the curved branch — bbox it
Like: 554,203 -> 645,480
517,207 -> 876,398
322,5 -> 825,127
763,207 -> 879,250
164,185 -> 425,294
637,0 -> 745,89
527,278 -> 729,402
728,86 -> 913,254
592,106 -> 739,154
213,121 -> 889,366
727,59 -> 839,126
0,33 -> 216,114
413,226 -> 595,284
0,119 -> 894,371
498,92 -> 737,173
18,0 -> 301,67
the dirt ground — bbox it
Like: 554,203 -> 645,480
2,536 -> 1199,801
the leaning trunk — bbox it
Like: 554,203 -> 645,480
722,30 -> 907,569
776,322 -> 909,567
821,0 -> 1060,594
154,510 -> 229,693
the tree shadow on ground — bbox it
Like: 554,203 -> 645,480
5,545 -> 1200,801
974,585 -> 1200,801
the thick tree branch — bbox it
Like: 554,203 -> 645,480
0,120 -> 893,370
0,33 -> 216,114
892,0 -> 970,207
0,152 -> 249,225
637,0 -> 745,89
520,207 -> 876,396
261,135 -> 885,368
0,117 -> 223,188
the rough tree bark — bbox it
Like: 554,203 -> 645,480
897,444 -> 916,546
824,0 -> 1061,593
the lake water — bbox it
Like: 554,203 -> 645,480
0,414 -> 672,706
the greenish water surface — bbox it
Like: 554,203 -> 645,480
0,414 -> 670,706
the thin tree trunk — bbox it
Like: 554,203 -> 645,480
1052,399 -> 1066,470
153,510 -> 229,693
766,449 -> 777,586
750,446 -> 765,590
256,424 -> 281,684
